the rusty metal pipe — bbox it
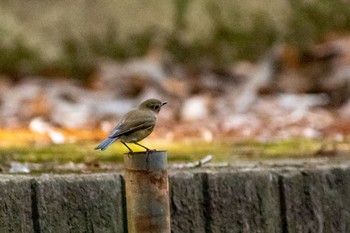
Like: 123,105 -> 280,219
123,151 -> 170,233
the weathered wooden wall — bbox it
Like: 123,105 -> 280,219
0,163 -> 349,233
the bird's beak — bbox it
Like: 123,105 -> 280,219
161,101 -> 168,106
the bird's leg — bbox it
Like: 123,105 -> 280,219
122,141 -> 133,153
134,142 -> 154,152
134,142 -> 155,163
122,142 -> 134,158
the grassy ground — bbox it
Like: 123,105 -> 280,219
0,138 -> 344,165
0,132 -> 348,174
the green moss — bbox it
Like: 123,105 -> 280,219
0,138 -> 331,165
232,138 -> 323,160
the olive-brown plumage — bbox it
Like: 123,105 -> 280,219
95,98 -> 167,152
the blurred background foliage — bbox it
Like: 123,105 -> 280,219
1,0 -> 350,79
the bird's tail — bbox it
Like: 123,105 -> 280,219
94,137 -> 117,150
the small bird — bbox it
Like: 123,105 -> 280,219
95,98 -> 167,153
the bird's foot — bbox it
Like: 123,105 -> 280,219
145,148 -> 157,157
145,149 -> 155,163
127,150 -> 134,159
145,148 -> 156,153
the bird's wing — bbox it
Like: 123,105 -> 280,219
108,110 -> 156,138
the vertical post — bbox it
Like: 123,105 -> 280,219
124,151 -> 171,233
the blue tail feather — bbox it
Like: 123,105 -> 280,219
95,137 -> 117,150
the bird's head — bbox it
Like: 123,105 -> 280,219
138,98 -> 167,113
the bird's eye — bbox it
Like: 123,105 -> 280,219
153,105 -> 160,110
